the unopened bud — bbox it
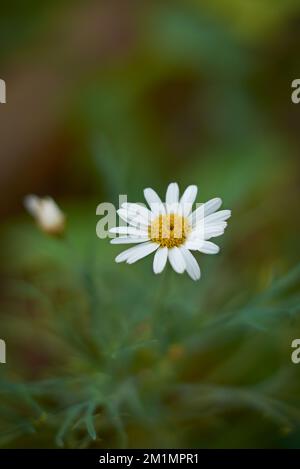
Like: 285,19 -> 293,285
24,195 -> 66,236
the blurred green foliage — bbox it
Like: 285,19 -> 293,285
0,0 -> 300,449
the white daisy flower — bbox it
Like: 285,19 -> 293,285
110,183 -> 231,281
24,195 -> 66,236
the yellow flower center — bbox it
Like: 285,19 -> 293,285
148,213 -> 190,248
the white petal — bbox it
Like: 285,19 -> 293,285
166,182 -> 179,205
153,247 -> 168,274
204,210 -> 231,225
168,247 -> 185,274
115,244 -> 148,263
144,187 -> 161,206
199,240 -> 220,254
204,223 -> 227,239
180,185 -> 198,205
203,197 -> 223,216
121,203 -> 153,223
111,237 -> 148,244
184,241 -> 200,251
167,202 -> 181,215
115,241 -> 158,263
185,239 -> 220,254
117,208 -> 149,229
127,242 -> 159,264
144,188 -> 165,217
165,183 -> 180,214
180,247 -> 201,280
191,222 -> 227,240
190,197 -> 222,226
109,226 -> 148,236
180,185 -> 198,216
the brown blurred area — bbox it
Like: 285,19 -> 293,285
0,0 -> 139,216
1,0 -> 300,218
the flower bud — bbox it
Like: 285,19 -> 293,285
24,195 -> 66,236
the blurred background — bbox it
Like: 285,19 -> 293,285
0,0 -> 300,448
